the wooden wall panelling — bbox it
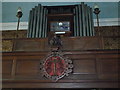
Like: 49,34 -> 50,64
62,37 -> 73,50
15,59 -> 41,78
96,52 -> 119,80
2,60 -> 12,78
2,56 -> 14,79
62,37 -> 103,50
97,58 -> 118,80
2,50 -> 119,88
73,59 -> 96,74
11,57 -> 17,79
66,52 -> 98,80
2,80 -> 119,88
11,37 -> 103,52
12,38 -> 50,51
2,36 -> 120,52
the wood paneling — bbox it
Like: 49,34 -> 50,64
2,60 -> 12,75
73,60 -> 96,74
2,50 -> 119,88
2,36 -> 120,52
97,59 -> 118,80
11,37 -> 103,51
13,38 -> 50,51
0,37 -> 103,51
72,37 -> 101,50
2,60 -> 13,79
16,60 -> 40,75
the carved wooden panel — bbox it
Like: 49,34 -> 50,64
97,59 -> 118,80
2,50 -> 119,88
13,39 -> 49,51
2,37 -> 120,52
66,54 -> 95,60
2,59 -> 13,79
73,60 -> 96,74
16,60 -> 40,76
72,37 -> 102,50
11,37 -> 103,52
2,60 -> 12,75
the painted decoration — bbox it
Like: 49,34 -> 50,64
40,51 -> 73,81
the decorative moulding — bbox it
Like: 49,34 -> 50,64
40,51 -> 73,81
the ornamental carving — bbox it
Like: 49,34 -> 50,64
40,51 -> 73,81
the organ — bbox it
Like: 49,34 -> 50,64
27,2 -> 94,38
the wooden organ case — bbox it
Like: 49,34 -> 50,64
27,2 -> 94,38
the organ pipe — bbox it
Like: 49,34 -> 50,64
31,8 -> 35,38
39,6 -> 43,38
35,4 -> 41,38
75,6 -> 79,36
73,8 -> 77,36
27,10 -> 32,38
28,3 -> 94,38
88,7 -> 92,36
85,5 -> 90,36
32,6 -> 38,38
78,5 -> 83,36
90,8 -> 95,36
44,9 -> 48,38
73,2 -> 94,37
28,4 -> 48,38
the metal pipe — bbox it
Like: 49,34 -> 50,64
35,4 -> 41,38
32,6 -> 37,38
44,9 -> 48,37
85,5 -> 90,36
42,8 -> 46,38
16,17 -> 20,38
39,6 -> 43,37
81,2 -> 86,36
75,6 -> 79,36
78,5 -> 82,36
73,8 -> 76,36
90,8 -> 94,36
27,10 -> 32,38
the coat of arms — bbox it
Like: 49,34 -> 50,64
40,35 -> 73,81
